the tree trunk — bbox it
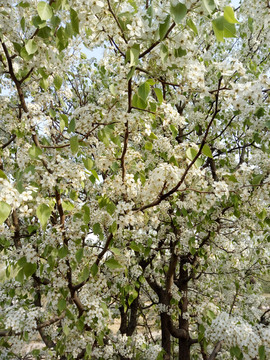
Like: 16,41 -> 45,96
161,312 -> 171,359
178,262 -> 190,360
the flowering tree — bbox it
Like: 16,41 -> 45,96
0,0 -> 270,359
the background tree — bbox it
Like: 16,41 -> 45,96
0,0 -> 269,359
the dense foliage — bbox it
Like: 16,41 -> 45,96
0,0 -> 270,359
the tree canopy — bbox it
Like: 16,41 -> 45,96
0,0 -> 270,359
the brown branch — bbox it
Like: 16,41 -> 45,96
207,341 -> 223,360
1,41 -> 28,113
19,67 -> 34,84
55,188 -> 65,229
108,35 -> 125,57
135,78 -> 223,212
107,0 -> 128,44
37,313 -> 66,330
210,115 -> 236,142
12,210 -> 22,249
1,134 -> 16,149
73,233 -> 114,292
32,134 -> 53,174
139,23 -> 176,58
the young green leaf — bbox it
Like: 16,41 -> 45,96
159,15 -> 171,41
145,141 -> 153,151
202,144 -> 213,158
138,82 -> 150,102
0,201 -> 11,225
83,157 -> 94,170
186,147 -> 198,161
154,88 -> 163,103
202,0 -> 216,14
129,44 -> 140,67
58,298 -> 66,312
90,263 -> 98,277
224,6 -> 239,24
259,345 -> 266,360
24,262 -> 37,278
25,39 -> 38,55
36,203 -> 51,230
170,2 -> 187,24
105,258 -> 123,269
54,75 -> 63,90
37,1 -> 53,20
186,18 -> 198,35
70,8 -> 79,34
70,135 -> 79,154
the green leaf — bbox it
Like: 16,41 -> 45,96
170,2 -> 187,24
259,345 -> 266,360
90,263 -> 98,277
68,118 -> 76,133
132,93 -> 147,110
138,82 -> 150,102
58,245 -> 68,259
154,88 -> 163,103
83,157 -> 94,170
109,221 -> 117,235
251,174 -> 264,185
128,289 -> 138,306
80,265 -> 90,282
212,16 -> 236,42
62,200 -> 74,211
58,298 -> 66,312
160,44 -> 168,63
105,258 -> 123,269
60,118 -> 65,132
106,202 -> 116,215
0,170 -> 8,179
24,262 -> 37,278
38,26 -> 52,38
93,223 -> 104,240
130,241 -> 140,252
0,201 -> 11,225
25,39 -> 38,55
39,78 -> 49,91
255,107 -> 265,118
56,26 -> 69,51
54,75 -> 63,90
90,169 -> 99,181
159,15 -> 171,40
36,203 -> 51,230
70,8 -> 79,34
223,19 -> 236,38
127,66 -> 135,81
75,248 -> 83,263
37,1 -> 53,20
15,268 -> 24,283
63,324 -> 69,336
202,0 -> 216,14
186,18 -> 198,35
202,144 -> 213,158
224,6 -> 239,24
149,132 -> 158,140
128,44 -> 140,67
186,148 -> 198,161
170,124 -> 178,138
145,141 -> 153,151
111,247 -> 121,256
174,46 -> 187,57
70,136 -> 79,154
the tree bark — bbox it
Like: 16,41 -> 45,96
178,261 -> 190,360
161,312 -> 171,359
